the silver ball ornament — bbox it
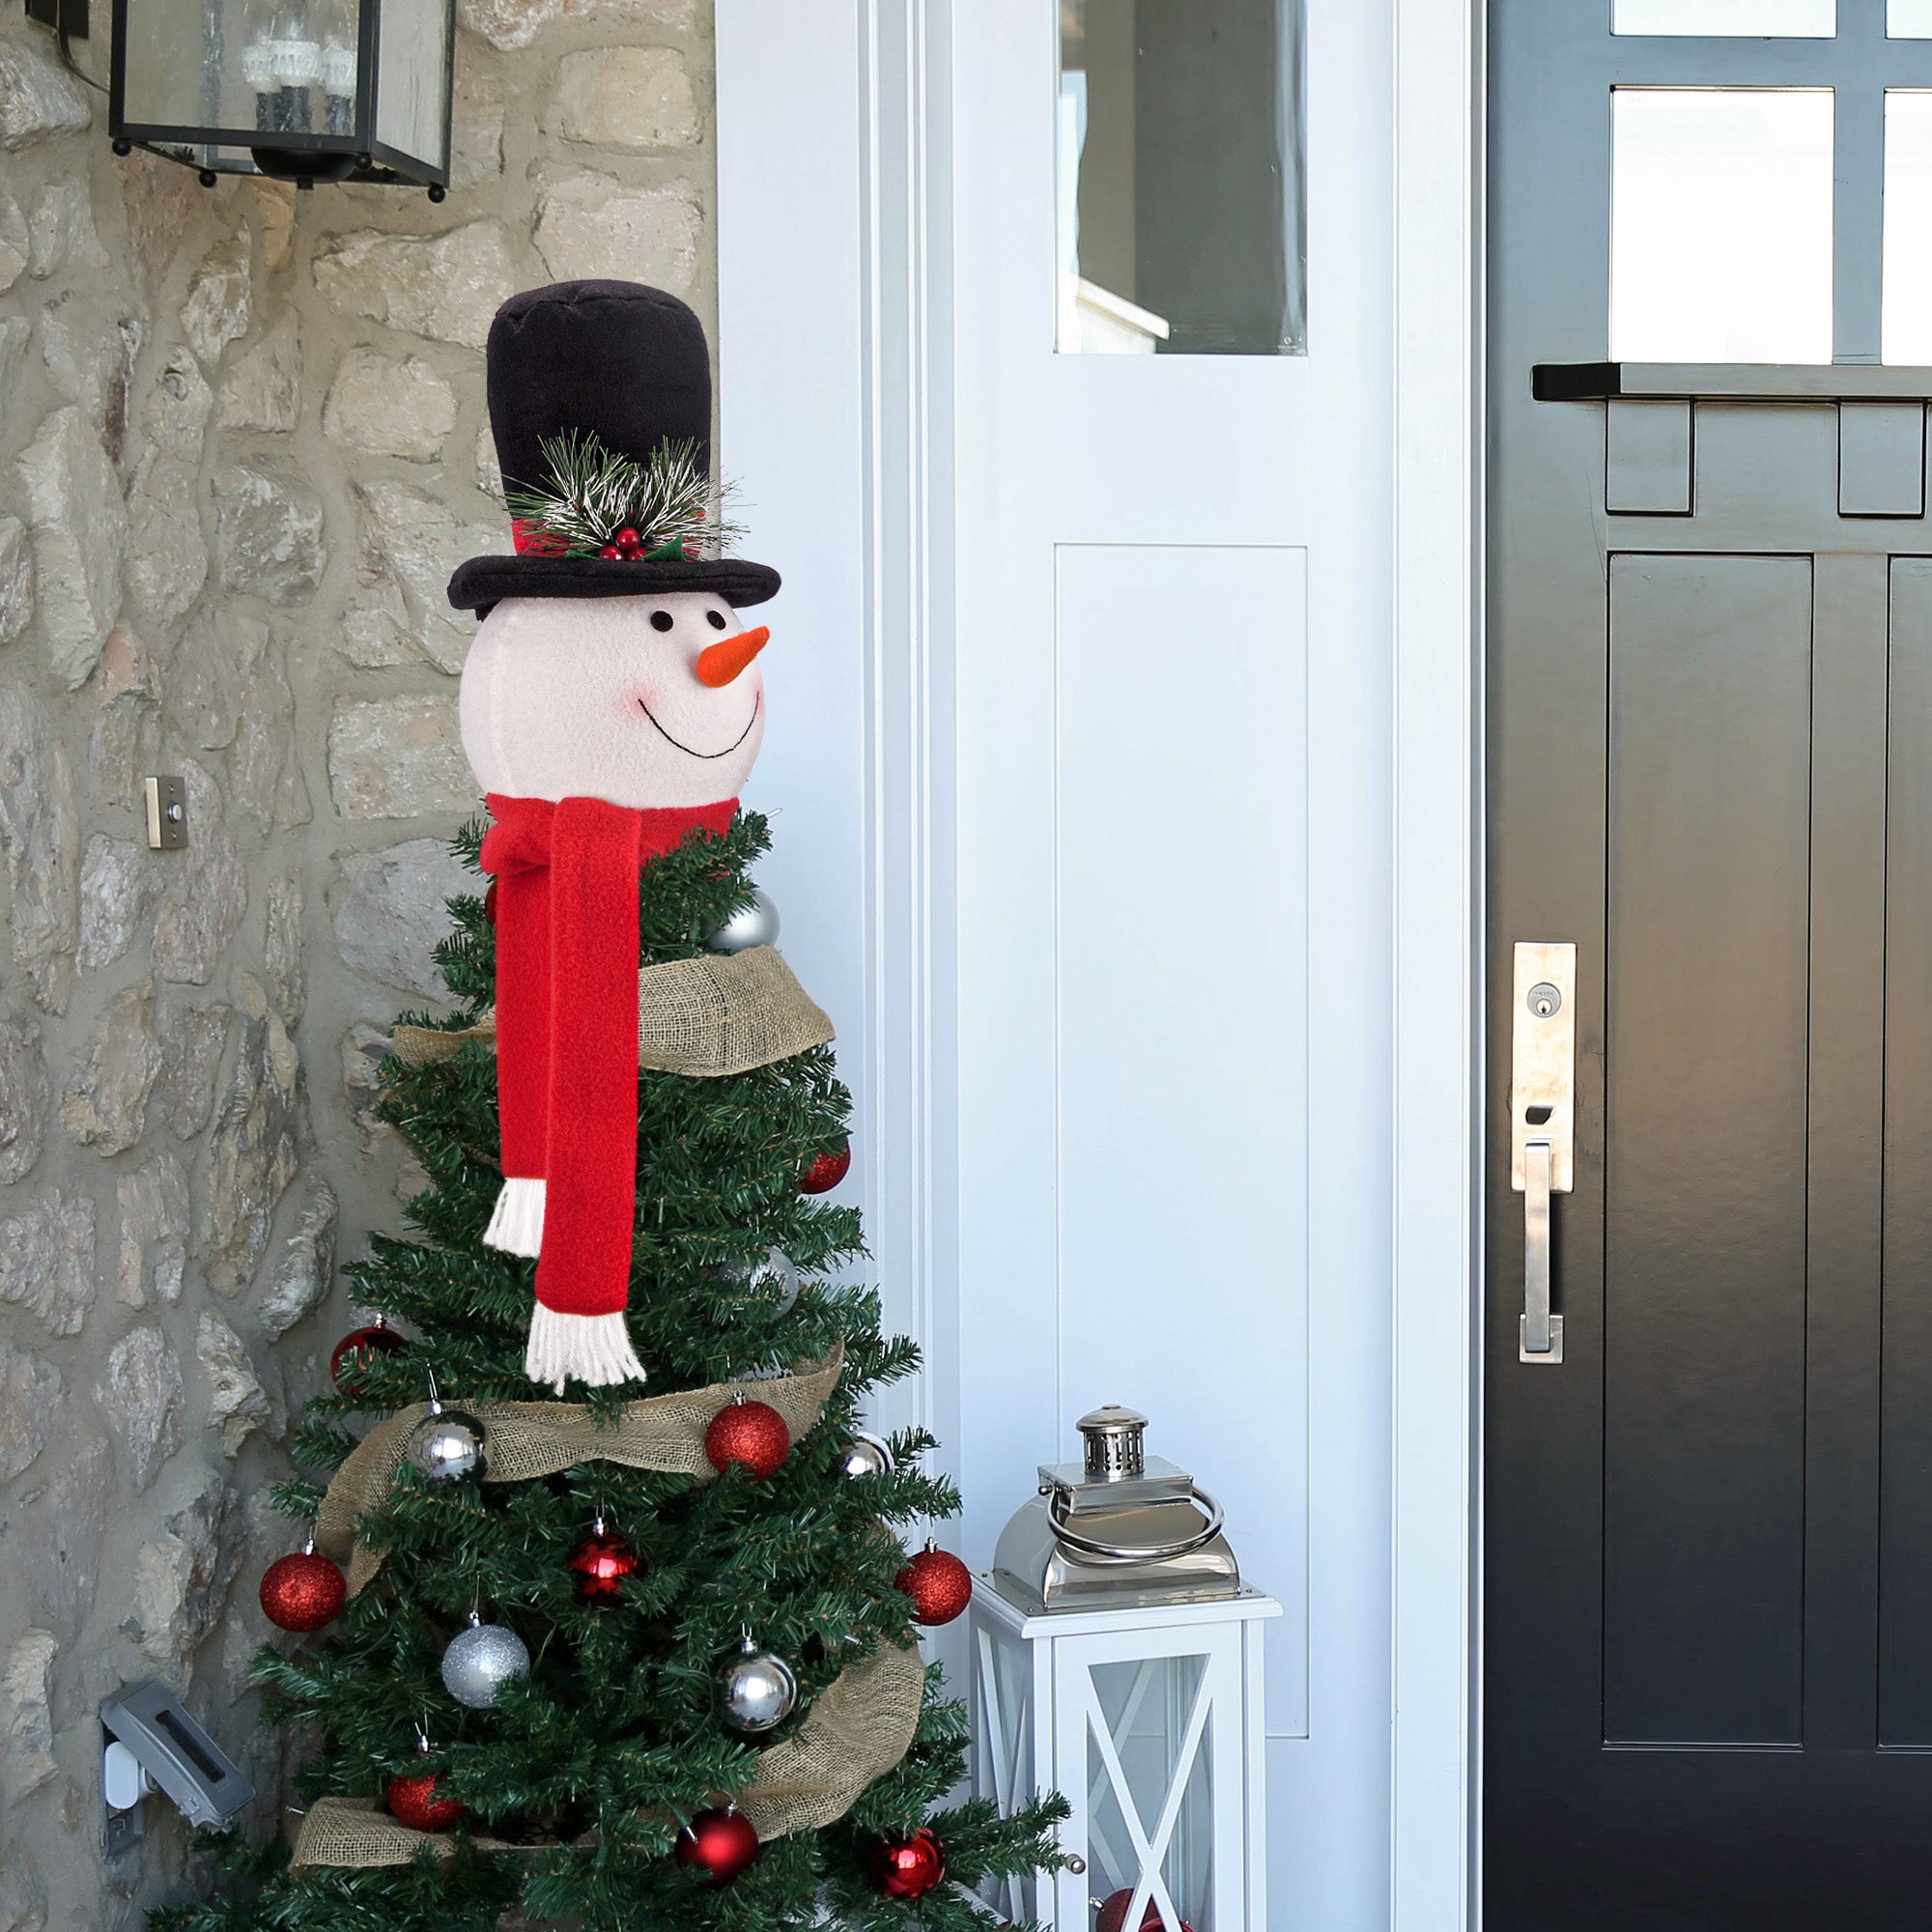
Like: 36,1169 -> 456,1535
719,1633 -> 798,1733
837,1432 -> 895,1481
406,1404 -> 487,1483
440,1613 -> 529,1708
720,1246 -> 800,1315
706,888 -> 781,955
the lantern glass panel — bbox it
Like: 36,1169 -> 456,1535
120,0 -> 366,144
374,0 -> 448,171
1085,1656 -> 1215,1932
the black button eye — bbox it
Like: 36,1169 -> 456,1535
705,609 -> 728,630
649,610 -> 674,632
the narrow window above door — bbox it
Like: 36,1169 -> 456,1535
1609,88 -> 1835,364
1614,0 -> 1835,35
1055,0 -> 1305,355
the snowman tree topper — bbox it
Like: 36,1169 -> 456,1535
447,281 -> 781,1392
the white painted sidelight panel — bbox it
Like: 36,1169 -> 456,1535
1052,541 -> 1310,1740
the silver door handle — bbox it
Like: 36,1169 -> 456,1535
1521,1139 -> 1556,1357
1513,943 -> 1575,1365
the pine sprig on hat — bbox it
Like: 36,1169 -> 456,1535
503,430 -> 745,562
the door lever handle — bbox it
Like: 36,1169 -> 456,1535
1521,1139 -> 1557,1358
1512,943 -> 1575,1365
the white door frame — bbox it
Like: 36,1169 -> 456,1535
716,5 -> 1482,1924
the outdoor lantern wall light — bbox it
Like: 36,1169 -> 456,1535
972,1406 -> 1280,1932
23,0 -> 453,195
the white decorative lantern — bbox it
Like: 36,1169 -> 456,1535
971,1408 -> 1280,1932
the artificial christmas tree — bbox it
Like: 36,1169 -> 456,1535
155,283 -> 1065,1932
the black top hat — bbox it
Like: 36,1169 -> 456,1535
446,281 -> 781,616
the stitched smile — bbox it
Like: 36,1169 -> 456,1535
637,692 -> 760,759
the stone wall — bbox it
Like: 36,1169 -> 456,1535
0,6 -> 714,1925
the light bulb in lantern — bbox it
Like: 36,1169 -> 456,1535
316,0 -> 357,137
242,0 -> 321,136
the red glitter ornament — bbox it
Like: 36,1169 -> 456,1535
799,1142 -> 852,1195
676,1805 -> 759,1886
567,1517 -> 640,1600
868,1827 -> 946,1900
260,1542 -> 347,1633
895,1540 -> 972,1626
1095,1891 -> 1193,1932
385,1769 -> 465,1832
704,1397 -> 790,1480
329,1321 -> 406,1393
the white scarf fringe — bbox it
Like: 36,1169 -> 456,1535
524,1306 -> 647,1393
484,1178 -> 546,1257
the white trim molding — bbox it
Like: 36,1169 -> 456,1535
1390,0 -> 1482,1927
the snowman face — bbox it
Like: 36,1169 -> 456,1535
459,590 -> 768,810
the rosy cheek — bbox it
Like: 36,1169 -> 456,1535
631,687 -> 657,716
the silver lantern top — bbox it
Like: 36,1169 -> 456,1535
992,1406 -> 1240,1615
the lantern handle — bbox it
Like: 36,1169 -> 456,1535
1045,1484 -> 1225,1563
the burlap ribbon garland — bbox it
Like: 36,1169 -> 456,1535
289,1637 -> 927,1868
316,1345 -> 846,1595
388,946 -> 833,1080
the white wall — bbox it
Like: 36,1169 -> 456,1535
718,5 -> 1478,1927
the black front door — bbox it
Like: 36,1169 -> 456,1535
1488,5 -> 1932,1925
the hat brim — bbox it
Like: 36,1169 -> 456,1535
446,553 -> 781,616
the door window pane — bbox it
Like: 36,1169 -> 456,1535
1884,94 -> 1932,359
1057,0 -> 1305,355
1610,88 -> 1834,363
1614,0 -> 1834,32
1892,0 -> 1932,34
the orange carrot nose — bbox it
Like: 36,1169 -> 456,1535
695,625 -> 770,688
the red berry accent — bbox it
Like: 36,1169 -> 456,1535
677,1806 -> 759,1886
329,1323 -> 407,1393
599,544 -> 622,559
260,1549 -> 348,1632
568,1527 -> 641,1601
895,1545 -> 972,1626
385,1771 -> 465,1833
1096,1891 -> 1193,1932
703,1400 -> 790,1480
614,527 -> 640,550
799,1143 -> 852,1195
869,1828 -> 946,1900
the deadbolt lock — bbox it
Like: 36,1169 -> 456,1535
1525,980 -> 1562,1019
1513,943 -> 1577,1365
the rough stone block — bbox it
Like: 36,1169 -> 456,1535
534,173 -> 702,291
16,406 -> 128,691
101,1323 -> 184,1491
213,461 -> 327,605
0,1186 -> 95,1336
327,695 -> 474,818
312,220 -> 516,351
324,348 -> 458,460
333,838 -> 472,996
548,46 -> 700,151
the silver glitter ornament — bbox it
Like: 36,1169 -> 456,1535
719,1630 -> 798,1733
706,888 -> 781,955
440,1612 -> 529,1708
406,1397 -> 487,1483
837,1432 -> 895,1481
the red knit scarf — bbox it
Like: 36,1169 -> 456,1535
480,793 -> 737,1318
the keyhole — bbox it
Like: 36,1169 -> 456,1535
1526,981 -> 1562,1019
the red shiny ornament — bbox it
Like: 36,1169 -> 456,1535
799,1143 -> 852,1195
869,1827 -> 946,1900
676,1805 -> 760,1886
1094,1891 -> 1193,1932
895,1542 -> 972,1626
568,1523 -> 640,1600
385,1770 -> 465,1832
260,1548 -> 347,1632
329,1322 -> 406,1393
704,1399 -> 790,1480
614,527 -> 641,551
